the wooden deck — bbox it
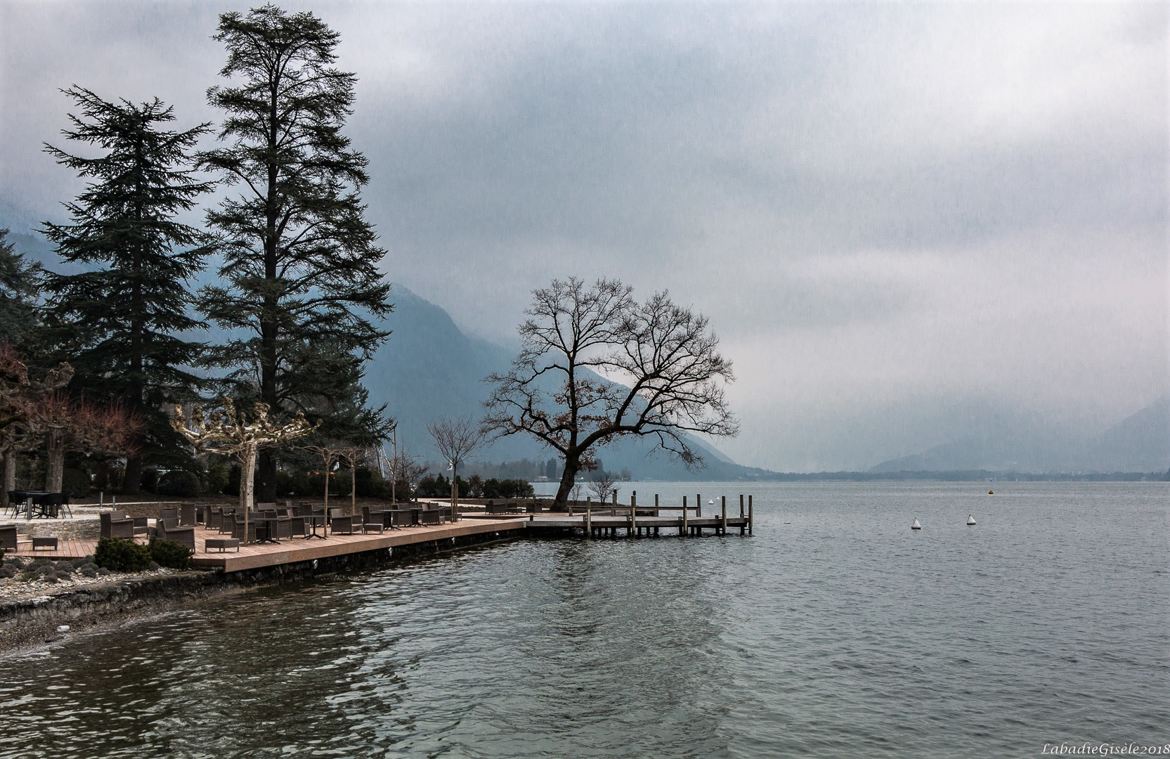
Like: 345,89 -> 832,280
8,538 -> 101,560
189,518 -> 527,572
4,495 -> 754,572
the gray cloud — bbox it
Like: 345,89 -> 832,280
1,0 -> 1165,469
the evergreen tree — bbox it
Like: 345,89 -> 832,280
199,4 -> 392,500
0,229 -> 41,350
41,86 -> 213,492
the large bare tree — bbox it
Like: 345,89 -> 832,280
427,417 -> 482,520
485,277 -> 737,508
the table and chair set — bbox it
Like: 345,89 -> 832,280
6,490 -> 72,519
201,501 -> 455,550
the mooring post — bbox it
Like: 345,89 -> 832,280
748,495 -> 753,535
739,494 -> 745,518
682,495 -> 689,536
697,494 -> 702,517
654,493 -> 659,516
585,497 -> 592,538
721,495 -> 727,534
630,491 -> 637,537
739,494 -> 746,535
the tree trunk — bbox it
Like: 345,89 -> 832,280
553,455 -> 578,510
241,446 -> 256,542
46,438 -> 65,492
123,455 -> 143,494
450,464 -> 459,522
2,453 -> 15,508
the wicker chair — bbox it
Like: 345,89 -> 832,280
100,511 -> 135,540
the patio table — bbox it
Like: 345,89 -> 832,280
304,514 -> 327,539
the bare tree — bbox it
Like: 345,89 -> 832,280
303,443 -> 348,516
427,417 -> 482,520
485,277 -> 737,509
173,400 -> 314,539
382,445 -> 427,504
587,469 -> 623,505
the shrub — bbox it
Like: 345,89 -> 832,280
140,467 -> 160,493
224,464 -> 240,496
204,460 -> 230,496
62,467 -> 91,498
354,467 -> 389,498
148,538 -> 191,570
158,470 -> 201,497
94,538 -> 152,572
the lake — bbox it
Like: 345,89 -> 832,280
1,481 -> 1167,757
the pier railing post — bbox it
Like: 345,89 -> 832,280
721,495 -> 727,534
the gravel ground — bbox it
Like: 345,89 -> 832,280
0,555 -> 176,603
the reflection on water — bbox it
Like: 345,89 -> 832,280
1,482 -> 1168,758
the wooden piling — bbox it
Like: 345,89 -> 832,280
697,494 -> 702,517
682,495 -> 689,536
585,498 -> 592,538
748,495 -> 753,535
630,491 -> 637,537
721,495 -> 727,534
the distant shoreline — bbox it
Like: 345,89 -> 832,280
565,470 -> 1170,483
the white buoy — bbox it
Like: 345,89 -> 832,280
56,624 -> 70,633
911,518 -> 922,531
966,514 -> 976,526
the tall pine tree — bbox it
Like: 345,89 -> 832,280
0,229 -> 41,350
42,86 -> 213,492
200,5 -> 392,500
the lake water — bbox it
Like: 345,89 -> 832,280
1,481 -> 1167,758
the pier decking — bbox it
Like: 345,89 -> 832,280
5,494 -> 754,574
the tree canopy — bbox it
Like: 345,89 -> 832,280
41,86 -> 213,490
199,4 -> 392,499
485,277 -> 738,507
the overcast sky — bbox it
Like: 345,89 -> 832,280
1,1 -> 1166,469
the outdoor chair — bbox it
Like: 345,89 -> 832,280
0,524 -> 17,551
180,502 -> 197,526
329,508 -> 360,535
207,507 -> 222,531
227,512 -> 258,543
156,517 -> 195,553
270,510 -> 295,540
100,511 -> 135,540
419,509 -> 442,526
7,492 -> 24,517
159,506 -> 178,525
218,508 -> 236,533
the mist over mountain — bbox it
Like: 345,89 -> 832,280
868,395 -> 1169,474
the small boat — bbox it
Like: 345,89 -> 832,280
911,518 -> 921,531
987,489 -> 994,495
966,514 -> 976,526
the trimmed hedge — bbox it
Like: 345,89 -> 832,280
94,538 -> 152,572
158,470 -> 201,497
149,538 -> 191,570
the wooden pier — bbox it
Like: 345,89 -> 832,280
4,492 -> 754,575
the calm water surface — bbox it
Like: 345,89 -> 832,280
1,481 -> 1167,758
